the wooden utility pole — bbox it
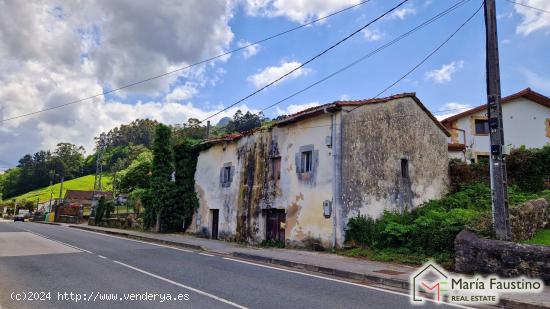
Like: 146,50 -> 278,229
205,120 -> 211,140
484,0 -> 511,240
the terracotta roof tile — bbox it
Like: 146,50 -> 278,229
441,88 -> 550,124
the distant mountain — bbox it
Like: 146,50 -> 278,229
216,117 -> 231,126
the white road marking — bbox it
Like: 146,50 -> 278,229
64,227 -> 197,254
98,255 -> 107,259
198,253 -> 214,257
222,258 -> 470,309
29,224 -> 468,307
112,260 -> 248,309
22,228 -> 94,254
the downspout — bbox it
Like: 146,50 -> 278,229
452,127 -> 467,162
324,107 -> 339,249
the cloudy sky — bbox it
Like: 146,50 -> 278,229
0,0 -> 549,167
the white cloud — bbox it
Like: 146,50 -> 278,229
362,28 -> 384,42
501,39 -> 512,44
425,60 -> 464,84
521,68 -> 550,92
389,7 -> 416,20
247,60 -> 312,89
514,0 -> 550,35
165,83 -> 199,102
0,1 -> 236,166
244,0 -> 361,23
276,102 -> 320,115
434,102 -> 473,121
237,40 -> 261,59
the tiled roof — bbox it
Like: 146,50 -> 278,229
204,93 -> 449,145
441,88 -> 550,124
64,189 -> 113,200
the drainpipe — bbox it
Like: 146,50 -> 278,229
452,127 -> 467,162
324,107 -> 338,249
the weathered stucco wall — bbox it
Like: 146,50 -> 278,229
193,114 -> 336,247
191,141 -> 241,239
340,97 -> 449,226
193,96 -> 449,249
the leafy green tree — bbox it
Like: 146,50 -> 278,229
95,196 -> 106,223
145,124 -> 177,232
51,142 -> 85,180
173,140 -> 201,231
225,110 -> 266,133
117,151 -> 153,193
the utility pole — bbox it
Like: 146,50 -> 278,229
91,135 -> 106,221
55,175 -> 64,222
205,120 -> 211,140
484,0 -> 511,240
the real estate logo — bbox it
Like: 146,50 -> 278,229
410,261 -> 544,305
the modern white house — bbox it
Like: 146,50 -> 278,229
441,88 -> 550,163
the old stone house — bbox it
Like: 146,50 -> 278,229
190,93 -> 450,248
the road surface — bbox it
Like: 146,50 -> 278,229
0,222 -> 459,309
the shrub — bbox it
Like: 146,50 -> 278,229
450,145 -> 550,193
345,215 -> 380,248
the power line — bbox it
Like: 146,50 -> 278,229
504,0 -> 550,13
0,0 -> 373,124
259,0 -> 471,114
199,0 -> 410,123
346,0 -> 483,114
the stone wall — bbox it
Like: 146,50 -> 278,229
510,198 -> 550,242
455,230 -> 550,283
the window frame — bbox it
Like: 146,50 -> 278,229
223,166 -> 231,184
300,151 -> 313,173
474,119 -> 489,135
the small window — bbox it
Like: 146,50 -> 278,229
401,159 -> 409,179
223,166 -> 231,184
474,119 -> 489,135
301,151 -> 312,173
272,158 -> 281,180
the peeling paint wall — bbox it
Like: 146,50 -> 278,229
191,142 -> 241,240
193,114 -> 335,247
340,98 -> 449,242
193,97 -> 449,249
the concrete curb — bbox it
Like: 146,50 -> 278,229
231,252 -> 410,290
68,225 -> 204,251
59,224 -> 548,309
32,221 -> 61,226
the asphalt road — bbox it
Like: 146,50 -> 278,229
0,222 -> 460,309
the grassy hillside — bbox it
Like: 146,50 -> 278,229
2,174 -> 113,204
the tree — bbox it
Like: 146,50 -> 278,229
117,150 -> 153,193
99,119 -> 159,149
225,110 -> 266,133
51,142 -> 85,180
145,124 -> 177,232
173,140 -> 200,230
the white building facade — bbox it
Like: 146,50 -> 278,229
441,88 -> 550,163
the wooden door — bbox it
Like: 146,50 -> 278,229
266,209 -> 285,243
211,209 -> 219,240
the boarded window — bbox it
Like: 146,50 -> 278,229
401,159 -> 409,179
474,119 -> 489,135
301,151 -> 312,173
271,157 -> 281,180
